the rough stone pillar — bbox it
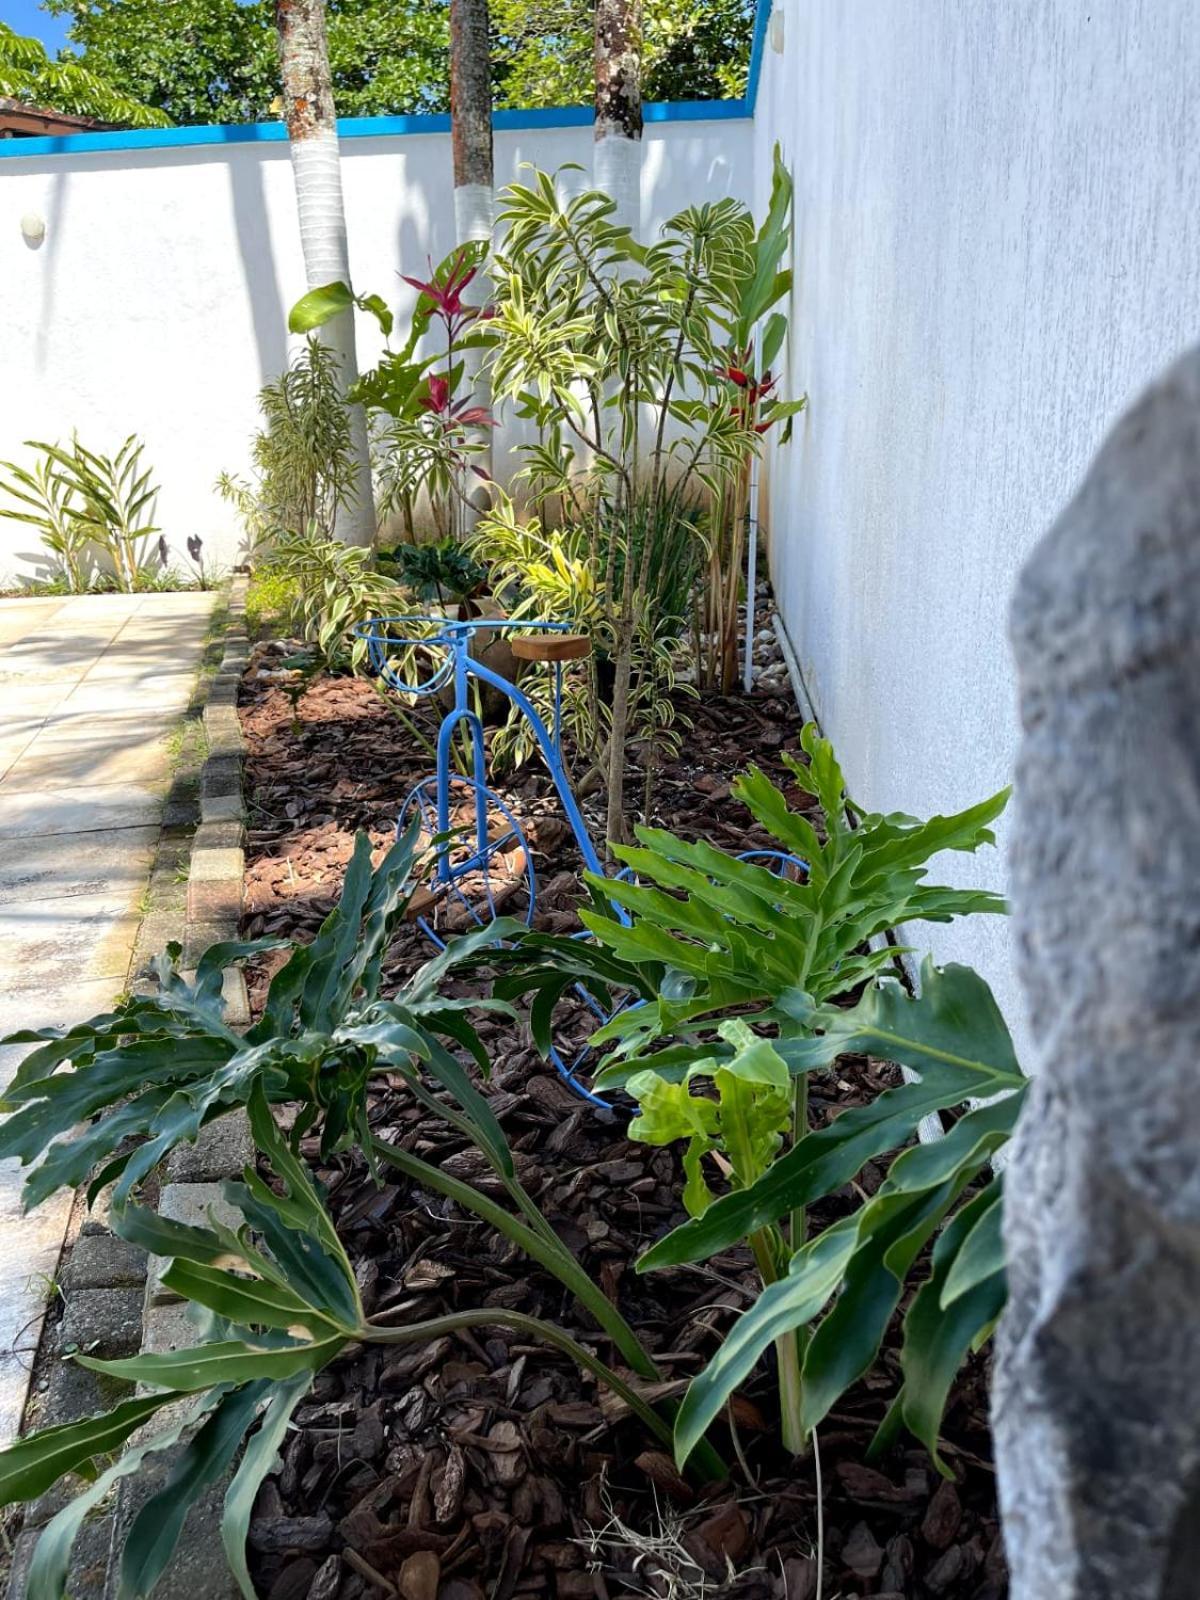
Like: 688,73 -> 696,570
994,346 -> 1200,1599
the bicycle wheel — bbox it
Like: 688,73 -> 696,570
398,775 -> 536,939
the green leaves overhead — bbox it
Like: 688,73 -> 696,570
0,19 -> 171,126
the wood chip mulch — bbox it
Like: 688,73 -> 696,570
236,651 -> 1006,1600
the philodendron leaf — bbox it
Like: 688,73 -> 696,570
118,1383 -> 269,1599
222,1373 -> 313,1599
673,1218 -> 858,1467
940,1179 -> 1005,1308
638,1067 -> 985,1271
288,281 -> 354,333
0,1395 -> 178,1506
779,960 -> 1024,1087
629,1021 -> 792,1206
160,1260 -> 338,1338
26,1397 -> 208,1600
80,1337 -> 345,1392
110,1201 -> 229,1266
889,1181 -> 1007,1474
798,1179 -> 965,1436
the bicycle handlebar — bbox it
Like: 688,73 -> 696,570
355,615 -> 582,696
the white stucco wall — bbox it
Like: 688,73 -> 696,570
755,0 -> 1200,1048
0,116 -> 752,582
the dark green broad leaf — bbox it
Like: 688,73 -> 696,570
80,1336 -> 344,1392
26,1396 -> 208,1600
288,281 -> 354,333
779,960 -> 1024,1089
673,1218 -> 857,1466
887,1181 -> 1007,1474
111,1202 -> 228,1266
222,1373 -> 313,1599
853,787 -> 1011,885
798,1178 -> 966,1435
118,1383 -> 269,1599
236,1085 -> 362,1327
0,1395 -> 178,1507
941,1179 -> 1005,1308
160,1260 -> 338,1337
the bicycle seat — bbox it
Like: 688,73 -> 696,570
510,632 -> 592,663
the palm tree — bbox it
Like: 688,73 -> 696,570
449,0 -> 495,505
0,20 -> 170,127
274,0 -> 375,547
594,0 -> 642,233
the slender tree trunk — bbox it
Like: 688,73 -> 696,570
450,0 -> 495,520
275,0 -> 375,547
594,0 -> 643,235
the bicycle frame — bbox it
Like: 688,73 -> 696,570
356,614 -> 606,880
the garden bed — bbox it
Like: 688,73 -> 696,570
235,651 -> 1005,1600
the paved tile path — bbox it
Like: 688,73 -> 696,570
0,589 -> 216,1442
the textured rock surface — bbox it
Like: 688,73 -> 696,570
995,346 -> 1200,1597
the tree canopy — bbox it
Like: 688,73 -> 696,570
39,0 -> 753,126
0,17 -> 170,125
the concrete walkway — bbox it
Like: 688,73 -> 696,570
0,589 -> 216,1442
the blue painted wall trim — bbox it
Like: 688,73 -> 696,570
0,0 -> 767,162
744,0 -> 772,114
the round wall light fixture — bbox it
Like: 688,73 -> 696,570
20,212 -> 47,247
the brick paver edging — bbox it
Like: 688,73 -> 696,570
8,580 -> 254,1600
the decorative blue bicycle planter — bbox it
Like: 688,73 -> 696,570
356,613 -> 624,1104
356,614 -> 606,917
356,613 -> 806,1109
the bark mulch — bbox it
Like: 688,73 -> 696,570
236,655 -> 1006,1600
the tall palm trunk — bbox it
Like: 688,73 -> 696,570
275,0 -> 375,547
594,0 -> 643,235
450,0 -> 495,516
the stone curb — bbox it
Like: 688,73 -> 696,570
187,577 -> 247,938
106,574 -> 255,1598
7,581 -> 254,1600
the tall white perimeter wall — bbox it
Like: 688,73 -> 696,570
0,117 -> 752,581
755,0 -> 1200,1045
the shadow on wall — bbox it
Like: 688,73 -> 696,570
227,151 -> 288,382
34,168 -> 71,376
32,143 -> 290,385
641,129 -> 748,234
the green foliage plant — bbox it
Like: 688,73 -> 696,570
379,536 -> 490,607
0,18 -> 170,126
256,528 -> 398,674
0,436 -> 162,593
0,1095 -> 686,1600
218,336 -> 357,554
0,831 -> 720,1588
290,244 -> 495,544
0,448 -> 93,592
474,489 -> 698,800
495,725 -> 1017,1463
476,164 -> 804,847
703,146 -> 807,692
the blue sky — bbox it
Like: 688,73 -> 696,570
5,0 -> 72,53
